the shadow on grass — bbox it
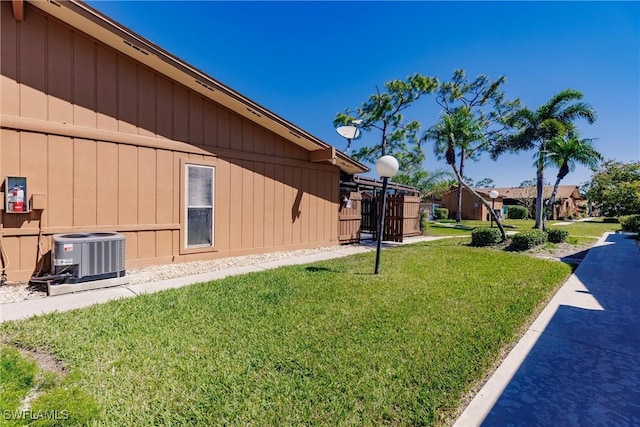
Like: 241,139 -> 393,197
429,223 -> 475,231
466,240 -> 592,273
304,266 -> 336,273
503,243 -> 524,253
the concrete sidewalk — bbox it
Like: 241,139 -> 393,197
0,235 -> 445,323
455,232 -> 640,426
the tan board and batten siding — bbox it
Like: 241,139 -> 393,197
0,1 -> 362,281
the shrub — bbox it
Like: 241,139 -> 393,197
602,217 -> 619,223
619,214 -> 640,232
547,228 -> 569,243
420,211 -> 428,232
511,230 -> 548,250
434,208 -> 449,220
471,227 -> 503,247
507,205 -> 528,219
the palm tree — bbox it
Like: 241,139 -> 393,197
492,89 -> 597,229
429,70 -> 519,222
428,109 -> 487,222
394,168 -> 456,201
544,134 -> 602,222
424,108 -> 507,240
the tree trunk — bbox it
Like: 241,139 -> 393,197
456,149 -> 465,222
544,175 -> 563,225
456,178 -> 463,222
534,152 -> 545,230
544,162 -> 569,227
449,163 -> 507,241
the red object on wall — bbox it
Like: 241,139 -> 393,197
12,187 -> 24,212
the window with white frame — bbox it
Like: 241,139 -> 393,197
185,164 -> 214,248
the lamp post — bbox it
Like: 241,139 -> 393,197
489,190 -> 499,228
374,155 -> 399,274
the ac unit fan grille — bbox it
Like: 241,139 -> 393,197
81,238 -> 125,277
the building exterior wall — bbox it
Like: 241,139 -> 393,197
441,188 -> 503,221
552,198 -> 578,220
338,192 -> 362,244
0,3 -> 340,281
503,197 -> 579,220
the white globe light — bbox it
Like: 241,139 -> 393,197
489,190 -> 499,199
375,155 -> 399,178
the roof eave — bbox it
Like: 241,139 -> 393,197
26,0 -> 366,174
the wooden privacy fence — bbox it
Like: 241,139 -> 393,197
339,193 -> 421,244
338,192 -> 362,244
383,195 -> 421,242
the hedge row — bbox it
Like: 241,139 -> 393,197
470,227 -> 571,249
619,214 -> 640,233
507,205 -> 529,219
511,230 -> 548,250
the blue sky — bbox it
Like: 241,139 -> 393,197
86,1 -> 639,188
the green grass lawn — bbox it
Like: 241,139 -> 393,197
1,346 -> 38,414
1,243 -> 572,426
548,218 -> 621,238
425,218 -> 620,239
423,219 -> 536,236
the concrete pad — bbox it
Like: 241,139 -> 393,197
48,276 -> 129,296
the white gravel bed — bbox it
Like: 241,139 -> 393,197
0,245 -> 343,305
0,284 -> 47,304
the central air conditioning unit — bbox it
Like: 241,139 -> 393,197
48,232 -> 128,296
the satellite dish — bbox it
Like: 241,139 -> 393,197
336,125 -> 360,140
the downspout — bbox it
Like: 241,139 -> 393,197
12,0 -> 25,21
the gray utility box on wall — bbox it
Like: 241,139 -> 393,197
52,232 -> 126,284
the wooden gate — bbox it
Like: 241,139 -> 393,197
400,195 -> 421,238
383,195 -> 403,242
360,195 -> 377,234
338,192 -> 362,244
382,195 -> 422,242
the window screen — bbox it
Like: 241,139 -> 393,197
186,164 -> 214,248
